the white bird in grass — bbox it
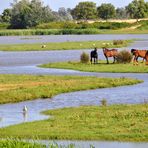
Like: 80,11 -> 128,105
41,45 -> 46,48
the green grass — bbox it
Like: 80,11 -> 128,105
0,139 -> 46,148
40,61 -> 148,73
0,139 -> 76,148
0,28 -> 148,36
0,74 -> 141,104
0,104 -> 147,141
0,40 -> 131,51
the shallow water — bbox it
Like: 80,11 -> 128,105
0,39 -> 148,67
0,69 -> 147,127
0,37 -> 147,147
0,34 -> 148,44
0,40 -> 148,127
36,140 -> 148,148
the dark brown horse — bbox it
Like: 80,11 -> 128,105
90,47 -> 98,64
103,47 -> 118,64
131,49 -> 147,65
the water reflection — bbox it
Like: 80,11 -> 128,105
23,112 -> 28,122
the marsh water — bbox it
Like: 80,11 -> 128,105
0,35 -> 147,147
0,34 -> 148,44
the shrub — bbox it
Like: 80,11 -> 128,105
0,23 -> 9,29
100,99 -> 107,106
113,40 -> 124,45
80,52 -> 89,63
116,50 -> 132,63
137,20 -> 148,30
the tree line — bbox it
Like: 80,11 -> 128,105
0,0 -> 148,29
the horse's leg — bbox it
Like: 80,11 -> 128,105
131,56 -> 135,63
90,57 -> 92,64
106,56 -> 109,64
136,57 -> 139,65
141,58 -> 145,63
94,58 -> 96,64
95,57 -> 98,64
94,57 -> 97,64
113,56 -> 116,63
133,56 -> 137,65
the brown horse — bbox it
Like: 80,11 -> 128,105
145,50 -> 148,65
103,47 -> 118,64
131,49 -> 147,65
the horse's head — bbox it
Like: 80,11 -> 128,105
102,47 -> 107,53
94,47 -> 97,51
131,49 -> 136,54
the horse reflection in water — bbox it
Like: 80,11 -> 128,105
103,47 -> 118,64
90,47 -> 98,64
22,105 -> 28,122
131,49 -> 147,65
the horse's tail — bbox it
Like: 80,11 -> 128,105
145,50 -> 148,65
145,50 -> 148,57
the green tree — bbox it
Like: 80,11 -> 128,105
10,0 -> 32,28
1,9 -> 12,23
97,3 -> 116,20
30,0 -> 55,24
0,15 -> 2,22
145,2 -> 148,17
126,0 -> 148,20
10,0 -> 55,28
58,7 -> 73,21
71,1 -> 97,20
116,7 -> 128,19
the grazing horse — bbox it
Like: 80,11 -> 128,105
145,50 -> 148,65
90,48 -> 98,64
131,49 -> 147,65
103,47 -> 118,64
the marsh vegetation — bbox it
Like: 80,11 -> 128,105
0,74 -> 141,104
0,104 -> 147,141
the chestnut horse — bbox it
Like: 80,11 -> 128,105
131,49 -> 147,65
103,47 -> 118,64
145,50 -> 148,65
90,47 -> 98,64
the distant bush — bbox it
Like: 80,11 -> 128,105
80,52 -> 89,63
0,28 -> 101,36
116,50 -> 132,63
61,28 -> 100,34
36,22 -> 63,29
100,99 -> 107,106
35,21 -> 132,30
0,23 -> 9,29
92,22 -> 132,30
137,20 -> 148,30
113,40 -> 124,45
36,22 -> 79,29
62,22 -> 79,29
